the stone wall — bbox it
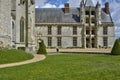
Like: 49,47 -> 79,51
0,0 -> 11,48
35,25 -> 83,48
97,26 -> 115,48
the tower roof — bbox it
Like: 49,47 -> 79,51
85,0 -> 94,6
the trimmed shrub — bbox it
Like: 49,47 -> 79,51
111,39 -> 120,55
37,40 -> 47,55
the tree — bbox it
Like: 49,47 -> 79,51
37,39 -> 47,55
111,39 -> 120,55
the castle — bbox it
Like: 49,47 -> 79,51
0,0 -> 115,52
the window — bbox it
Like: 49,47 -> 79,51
20,17 -> 24,42
57,37 -> 62,47
103,27 -> 108,35
91,18 -> 95,23
73,26 -> 77,35
48,26 -> 52,35
86,30 -> 90,35
92,30 -> 96,35
73,37 -> 77,46
86,38 -> 90,48
86,18 -> 89,23
48,37 -> 52,46
92,38 -> 95,48
91,11 -> 95,15
85,11 -> 89,15
86,38 -> 90,43
12,22 -> 15,42
20,0 -> 24,4
103,37 -> 108,47
57,26 -> 61,35
92,38 -> 95,42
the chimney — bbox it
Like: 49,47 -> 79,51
105,2 -> 109,14
64,3 -> 69,13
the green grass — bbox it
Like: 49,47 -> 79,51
0,49 -> 33,64
0,54 -> 120,80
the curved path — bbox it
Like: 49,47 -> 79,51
0,54 -> 46,69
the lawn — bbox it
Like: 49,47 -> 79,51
0,49 -> 33,64
0,54 -> 120,80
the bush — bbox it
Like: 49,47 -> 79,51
37,39 -> 47,55
111,39 -> 120,55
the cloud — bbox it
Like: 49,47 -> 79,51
109,0 -> 120,38
58,4 -> 64,8
35,0 -> 102,8
67,0 -> 81,7
41,3 -> 57,8
35,0 -> 68,8
35,0 -> 47,8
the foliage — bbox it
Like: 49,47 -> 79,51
111,39 -> 120,55
0,49 -> 33,64
0,54 -> 120,80
37,39 -> 47,55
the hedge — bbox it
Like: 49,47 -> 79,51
111,39 -> 120,55
37,40 -> 47,55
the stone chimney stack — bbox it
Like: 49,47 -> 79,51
64,3 -> 69,13
105,2 -> 110,14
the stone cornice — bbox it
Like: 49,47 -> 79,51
35,23 -> 83,26
101,22 -> 114,26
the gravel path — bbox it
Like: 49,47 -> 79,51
47,48 -> 111,53
0,54 -> 46,69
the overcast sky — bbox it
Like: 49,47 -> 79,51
35,0 -> 120,38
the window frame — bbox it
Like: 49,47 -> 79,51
73,37 -> 77,46
57,26 -> 62,35
48,26 -> 52,35
48,37 -> 52,47
73,26 -> 77,35
103,37 -> 108,47
20,17 -> 25,42
57,37 -> 62,47
103,27 -> 108,35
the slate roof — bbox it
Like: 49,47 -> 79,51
35,8 -> 80,23
35,8 -> 113,23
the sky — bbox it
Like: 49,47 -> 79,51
35,0 -> 120,38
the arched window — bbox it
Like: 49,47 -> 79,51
20,17 -> 24,42
12,21 -> 15,42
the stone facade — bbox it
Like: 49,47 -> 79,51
35,0 -> 115,49
35,23 -> 83,48
11,0 -> 36,51
0,0 -> 11,48
0,0 -> 115,51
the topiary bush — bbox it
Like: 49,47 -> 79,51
37,39 -> 47,55
111,38 -> 120,55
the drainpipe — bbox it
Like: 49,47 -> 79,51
25,0 -> 28,48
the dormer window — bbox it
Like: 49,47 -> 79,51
20,0 -> 24,4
